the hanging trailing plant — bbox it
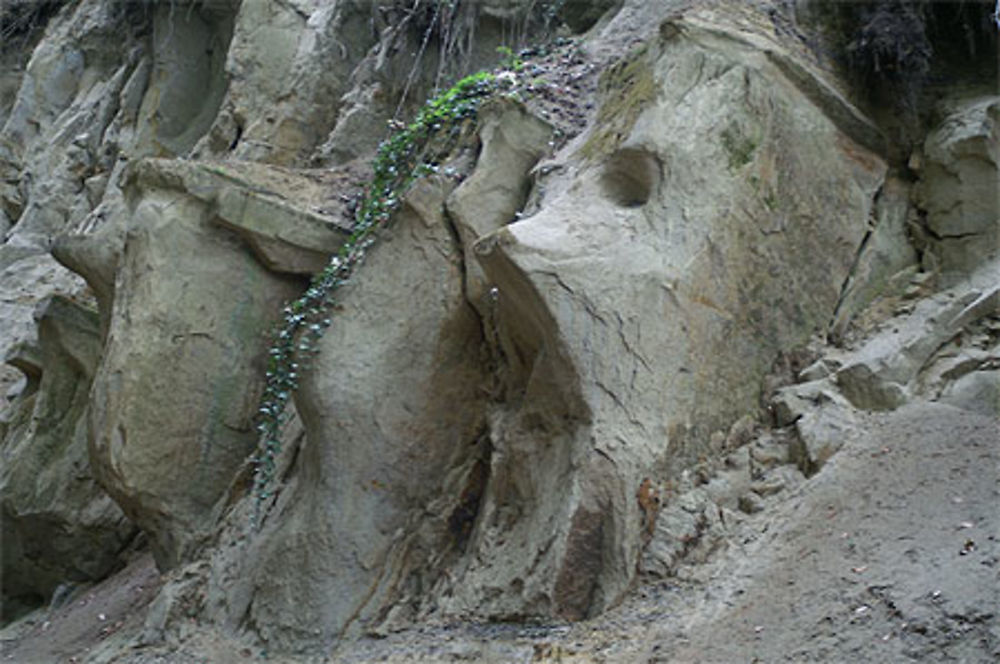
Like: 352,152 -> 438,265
250,70 -> 501,523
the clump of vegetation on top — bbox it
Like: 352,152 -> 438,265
816,1 -> 997,121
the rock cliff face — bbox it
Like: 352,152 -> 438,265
1,294 -> 136,622
0,0 -> 996,659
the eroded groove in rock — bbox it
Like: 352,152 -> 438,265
445,99 -> 555,314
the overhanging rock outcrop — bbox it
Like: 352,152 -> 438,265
127,158 -> 354,273
203,172 -> 492,651
85,158 -> 353,570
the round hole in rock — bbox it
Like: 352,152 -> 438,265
600,148 -> 658,208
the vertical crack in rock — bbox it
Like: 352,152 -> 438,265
828,183 -> 882,339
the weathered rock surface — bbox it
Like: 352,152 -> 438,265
1,0 -> 575,620
1,295 -> 136,622
443,8 -> 884,622
196,0 -> 376,166
773,257 -> 999,474
835,261 -> 999,411
128,158 -> 354,273
0,247 -> 88,401
0,0 -> 238,405
194,173 -> 486,650
914,96 -> 999,280
201,0 -> 563,168
829,175 -> 918,341
86,158 -> 306,570
1,0 -> 231,247
50,222 -> 124,334
446,101 -> 554,312
0,0 -> 997,661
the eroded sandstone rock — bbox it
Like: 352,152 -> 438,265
1,295 -> 136,622
127,158 -> 353,273
446,10 -> 885,620
214,173 -> 489,649
0,247 -> 87,405
1,0 -> 234,251
185,8 -> 899,646
446,101 -> 554,311
773,257 -> 1000,473
86,159 -> 307,569
3,0 -> 995,656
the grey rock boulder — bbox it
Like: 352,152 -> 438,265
126,158 -> 352,274
834,260 -> 999,411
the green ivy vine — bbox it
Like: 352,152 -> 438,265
251,70 -> 502,522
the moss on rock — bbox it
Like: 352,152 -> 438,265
580,44 -> 657,160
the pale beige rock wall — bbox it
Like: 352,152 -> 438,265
86,160 -> 305,569
1,0 -> 996,655
444,11 -> 886,621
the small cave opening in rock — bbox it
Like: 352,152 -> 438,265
0,589 -> 45,626
558,0 -> 624,34
600,148 -> 659,208
447,456 -> 490,552
139,0 -> 237,156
